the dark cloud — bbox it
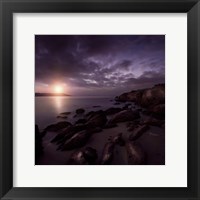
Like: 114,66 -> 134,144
124,71 -> 165,88
35,35 -> 165,95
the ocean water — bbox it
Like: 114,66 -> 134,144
35,96 -> 124,130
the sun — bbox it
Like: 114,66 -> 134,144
54,85 -> 64,93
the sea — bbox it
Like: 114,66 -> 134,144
35,96 -> 126,130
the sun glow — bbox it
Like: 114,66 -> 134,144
54,85 -> 64,93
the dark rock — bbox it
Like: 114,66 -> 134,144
35,125 -> 43,163
51,126 -> 73,143
85,110 -> 103,120
108,135 -> 112,141
114,102 -> 120,105
85,111 -> 95,117
51,124 -> 86,145
150,104 -> 165,119
75,118 -> 87,125
60,112 -> 71,115
112,133 -> 125,146
86,111 -> 107,128
105,107 -> 122,115
72,124 -> 87,133
40,130 -> 47,138
140,84 -> 165,108
122,103 -> 132,110
69,147 -> 98,165
70,151 -> 88,165
44,121 -> 72,132
87,127 -> 102,134
142,110 -> 152,116
100,142 -> 115,164
83,147 -> 98,164
109,110 -> 140,124
129,125 -> 149,141
126,120 -> 140,128
61,130 -> 90,151
59,127 -> 102,150
116,90 -> 144,103
126,142 -> 146,164
115,93 -> 128,102
76,108 -> 85,114
115,84 -> 165,109
127,120 -> 140,132
127,124 -> 139,132
141,118 -> 164,127
104,123 -> 118,129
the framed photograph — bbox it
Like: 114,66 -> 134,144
0,0 -> 199,199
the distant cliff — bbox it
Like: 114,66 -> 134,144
35,93 -> 70,97
115,84 -> 165,119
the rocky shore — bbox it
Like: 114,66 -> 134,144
35,84 -> 165,165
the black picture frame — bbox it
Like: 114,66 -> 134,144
0,0 -> 199,199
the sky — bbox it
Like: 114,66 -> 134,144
35,35 -> 165,96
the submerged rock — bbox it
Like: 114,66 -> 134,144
126,142 -> 146,165
57,112 -> 71,118
93,105 -> 101,108
109,110 -> 140,124
60,112 -> 71,115
100,142 -> 115,164
57,115 -> 68,119
129,125 -> 149,141
44,121 -> 72,132
76,108 -> 85,114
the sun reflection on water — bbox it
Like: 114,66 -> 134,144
54,96 -> 63,113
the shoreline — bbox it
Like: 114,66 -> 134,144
35,84 -> 165,165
